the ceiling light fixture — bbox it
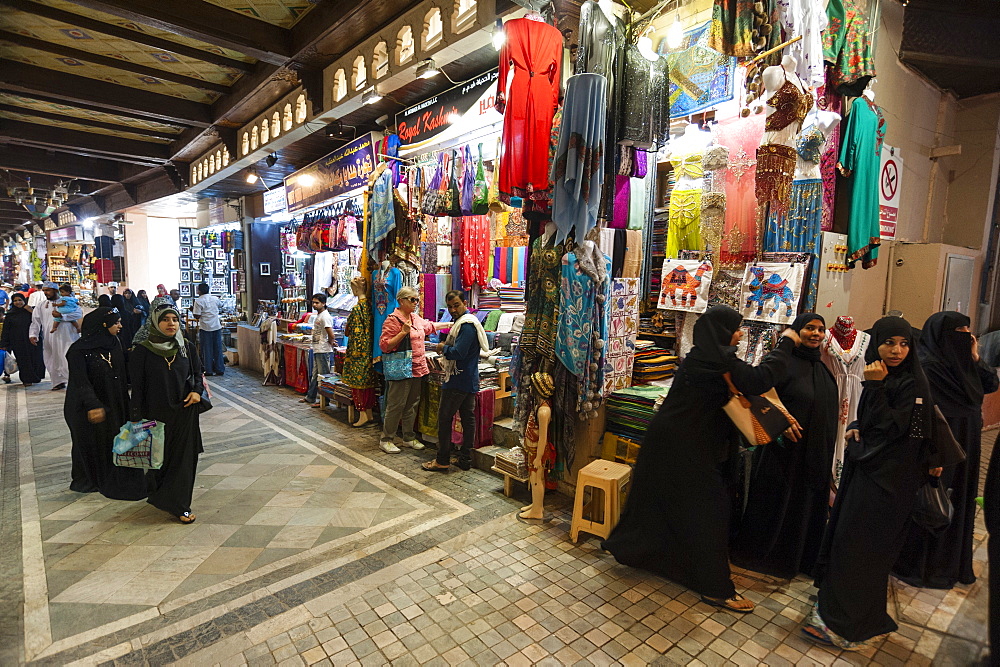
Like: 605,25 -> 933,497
667,11 -> 684,49
361,87 -> 383,105
265,153 -> 278,168
492,19 -> 505,51
245,168 -> 259,185
416,58 -> 440,79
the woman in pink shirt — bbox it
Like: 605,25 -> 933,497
379,286 -> 435,453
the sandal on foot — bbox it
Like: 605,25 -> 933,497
178,512 -> 197,524
801,626 -> 835,646
421,461 -> 449,472
700,594 -> 755,613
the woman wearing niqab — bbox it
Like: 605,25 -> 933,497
808,316 -> 935,649
733,313 -> 839,579
65,308 -> 146,499
893,311 -> 998,589
602,305 -> 798,612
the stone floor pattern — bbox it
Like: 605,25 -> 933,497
0,367 -> 990,666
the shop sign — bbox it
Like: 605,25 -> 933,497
263,186 -> 288,216
285,132 -> 378,213
396,69 -> 500,151
879,145 -> 902,240
48,225 -> 90,244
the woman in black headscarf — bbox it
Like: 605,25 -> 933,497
733,313 -> 839,579
807,316 -> 936,649
65,308 -> 146,499
98,294 -> 112,308
135,290 -> 151,328
129,301 -> 205,523
602,306 -> 799,613
893,311 -> 999,589
109,293 -> 137,352
0,292 -> 45,385
123,288 -> 148,330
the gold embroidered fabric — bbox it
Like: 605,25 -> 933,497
666,189 -> 703,258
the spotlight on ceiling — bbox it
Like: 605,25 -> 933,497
245,168 -> 259,185
361,87 -> 383,105
416,58 -> 440,79
265,153 -> 278,168
492,19 -> 505,51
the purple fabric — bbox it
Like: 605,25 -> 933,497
610,175 -> 630,228
633,150 -> 648,178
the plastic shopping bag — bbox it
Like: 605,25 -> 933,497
112,421 -> 164,469
1,349 -> 16,375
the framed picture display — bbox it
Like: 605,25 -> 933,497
192,247 -> 202,260
180,270 -> 191,282
179,257 -> 191,270
204,248 -> 215,259
180,245 -> 191,257
180,283 -> 192,297
192,271 -> 203,282
259,262 -> 271,276
179,228 -> 192,244
181,297 -> 193,309
284,254 -> 295,268
215,260 -> 227,275
210,277 -> 227,293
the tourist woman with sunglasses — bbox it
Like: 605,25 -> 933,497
378,286 -> 436,454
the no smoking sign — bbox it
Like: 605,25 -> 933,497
879,146 -> 902,240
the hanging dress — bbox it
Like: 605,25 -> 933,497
821,329 -> 870,489
343,298 -> 377,411
371,266 -> 402,362
496,17 -> 563,205
716,114 -> 765,263
665,151 -> 704,258
839,96 -> 885,268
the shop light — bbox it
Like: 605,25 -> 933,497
297,174 -> 316,187
667,12 -> 684,49
245,168 -> 259,185
361,87 -> 383,105
491,20 -> 505,50
265,153 -> 279,168
448,113 -> 461,124
416,58 -> 439,79
81,218 -> 93,229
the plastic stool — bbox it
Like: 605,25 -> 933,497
569,460 -> 632,543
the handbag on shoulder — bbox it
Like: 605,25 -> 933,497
721,372 -> 794,446
381,316 -> 414,381
926,405 -> 966,468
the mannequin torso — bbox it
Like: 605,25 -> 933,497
668,125 -> 713,190
794,109 -> 842,180
762,55 -> 812,148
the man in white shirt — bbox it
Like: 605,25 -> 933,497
28,281 -> 79,389
303,293 -> 335,407
193,283 -> 225,376
27,281 -> 47,308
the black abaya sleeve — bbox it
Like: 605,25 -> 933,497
128,346 -> 147,421
977,361 -> 999,395
67,348 -> 104,412
729,337 -> 794,396
852,376 -> 916,463
186,344 -> 204,394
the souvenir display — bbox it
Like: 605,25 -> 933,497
657,259 -> 714,313
739,261 -> 805,324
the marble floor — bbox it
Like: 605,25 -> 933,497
0,368 -> 990,666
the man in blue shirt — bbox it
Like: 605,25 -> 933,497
422,290 -> 487,472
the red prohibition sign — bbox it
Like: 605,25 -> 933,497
881,160 -> 898,200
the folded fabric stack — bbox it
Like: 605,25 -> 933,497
498,285 -> 526,312
479,363 -> 500,391
605,385 -> 671,441
632,349 -> 678,384
648,207 -> 669,306
494,447 -> 528,479
333,381 -> 353,404
482,309 -> 505,331
318,374 -> 340,393
478,291 -> 502,310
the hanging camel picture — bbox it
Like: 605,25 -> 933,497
658,259 -> 714,313
739,262 -> 805,324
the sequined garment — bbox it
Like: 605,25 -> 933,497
342,298 -> 376,389
816,84 -> 843,232
716,114 -> 764,263
666,189 -> 703,258
620,45 -> 670,151
763,178 -> 823,310
755,143 -> 797,211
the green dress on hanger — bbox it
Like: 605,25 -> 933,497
838,97 -> 885,269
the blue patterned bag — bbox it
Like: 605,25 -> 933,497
382,316 -> 413,381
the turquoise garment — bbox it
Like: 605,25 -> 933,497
556,242 -> 611,416
839,98 -> 885,269
371,267 -> 402,361
367,169 -> 396,251
764,178 -> 823,311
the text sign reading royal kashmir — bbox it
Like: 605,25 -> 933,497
396,69 -> 499,150
285,132 -> 377,213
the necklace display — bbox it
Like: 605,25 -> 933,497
165,354 -> 177,371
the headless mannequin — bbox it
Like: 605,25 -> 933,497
597,0 -> 625,22
519,387 -> 552,520
863,87 -> 875,103
830,315 -> 858,351
762,55 -> 809,148
350,275 -> 374,427
380,259 -> 390,272
636,35 -> 659,62
668,124 -> 713,190
542,221 -> 556,244
794,109 -> 842,180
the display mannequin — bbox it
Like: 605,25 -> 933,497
665,125 -> 713,257
793,109 -> 842,180
821,315 -> 870,492
762,55 -> 811,147
344,275 -> 375,427
519,373 -> 554,520
667,124 -> 713,190
757,55 -> 813,212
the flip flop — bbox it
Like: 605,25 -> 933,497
421,461 -> 449,473
178,512 -> 197,524
800,626 -> 835,646
700,594 -> 755,614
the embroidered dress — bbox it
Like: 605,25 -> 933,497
496,17 -> 563,205
371,267 -> 402,361
757,70 -> 813,212
821,330 -> 869,489
763,179 -> 822,310
555,241 -> 611,419
710,0 -> 770,57
666,189 -> 702,259
460,215 -> 490,289
716,114 -> 764,263
367,169 -> 396,251
343,298 -> 376,390
816,84 -> 843,232
551,73 -> 607,244
822,0 -> 875,98
839,97 -> 885,268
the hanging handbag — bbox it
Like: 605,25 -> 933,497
421,154 -> 447,216
381,316 -> 414,381
721,372 -> 794,446
912,477 -> 954,534
446,149 -> 463,218
927,405 -> 966,468
472,142 -> 489,215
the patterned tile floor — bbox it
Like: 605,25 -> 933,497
0,367 -> 990,666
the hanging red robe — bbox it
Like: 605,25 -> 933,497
496,17 -> 562,204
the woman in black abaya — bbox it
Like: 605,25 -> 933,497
65,308 -> 146,499
110,293 -> 137,352
733,313 -> 838,579
893,311 -> 999,589
602,305 -> 799,613
807,317 -> 935,649
129,302 -> 205,523
0,293 -> 45,385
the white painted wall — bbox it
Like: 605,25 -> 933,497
124,213 -> 180,294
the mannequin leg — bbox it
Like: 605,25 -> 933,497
353,409 -> 373,427
518,449 -> 546,519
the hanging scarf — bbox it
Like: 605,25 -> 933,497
69,307 -> 121,353
440,312 -> 494,383
918,311 -> 983,406
132,301 -> 187,358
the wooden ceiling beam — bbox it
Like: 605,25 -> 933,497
2,119 -> 172,160
0,103 -> 178,140
0,0 -> 255,72
1,91 -> 188,130
0,60 -> 213,127
0,144 -> 152,181
0,30 -> 232,94
60,0 -> 292,65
